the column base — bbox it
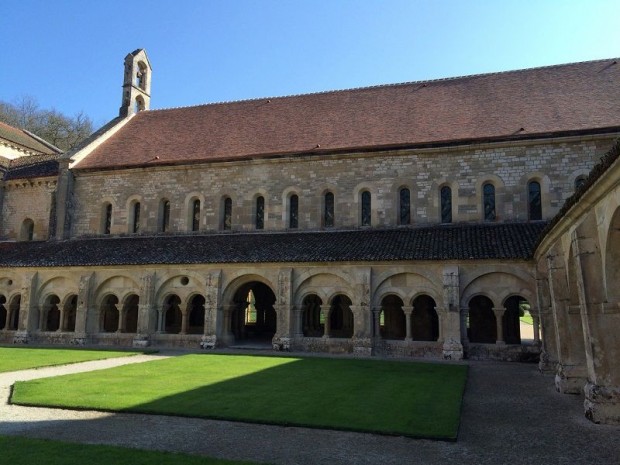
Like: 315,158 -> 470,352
584,382 -> 620,425
272,336 -> 291,351
132,334 -> 150,348
200,335 -> 218,349
555,363 -> 587,394
352,337 -> 372,357
538,351 -> 557,374
12,331 -> 29,344
442,337 -> 464,360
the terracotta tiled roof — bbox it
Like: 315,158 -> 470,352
0,222 -> 547,267
3,153 -> 59,181
76,59 -> 620,170
0,121 -> 60,155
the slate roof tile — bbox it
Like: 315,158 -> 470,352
0,222 -> 548,268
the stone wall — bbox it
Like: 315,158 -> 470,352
69,136 -> 614,237
1,177 -> 56,240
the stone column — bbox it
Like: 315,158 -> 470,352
402,306 -> 413,341
180,310 -> 188,335
532,313 -> 540,344
133,272 -> 155,347
460,308 -> 469,344
201,270 -> 221,349
13,272 -> 38,344
293,306 -> 303,338
272,268 -> 293,350
493,307 -> 505,344
536,271 -> 558,373
372,307 -> 381,339
321,304 -> 331,338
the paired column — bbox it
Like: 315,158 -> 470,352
492,307 -> 506,344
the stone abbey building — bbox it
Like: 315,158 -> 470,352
1,50 -> 619,423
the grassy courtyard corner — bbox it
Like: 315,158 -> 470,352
0,347 -> 145,373
11,354 -> 467,440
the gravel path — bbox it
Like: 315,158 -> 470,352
1,352 -> 619,464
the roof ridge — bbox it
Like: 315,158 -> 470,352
146,57 -> 619,113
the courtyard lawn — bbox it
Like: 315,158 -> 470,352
520,314 -> 534,325
11,354 -> 467,440
0,436 -> 260,465
0,347 -> 144,373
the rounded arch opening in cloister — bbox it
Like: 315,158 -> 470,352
230,281 -> 277,343
503,295 -> 530,344
328,294 -> 354,339
606,206 -> 620,302
100,295 -> 120,333
63,295 -> 78,332
123,294 -> 139,333
163,294 -> 182,334
411,294 -> 439,341
7,295 -> 20,330
302,294 -> 324,337
379,294 -> 405,340
0,295 -> 6,330
188,295 -> 205,334
43,295 -> 61,332
468,295 -> 496,343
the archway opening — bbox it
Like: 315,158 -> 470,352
44,295 -> 61,332
188,295 -> 205,334
231,282 -> 276,343
63,295 -> 77,332
8,295 -> 20,330
123,294 -> 139,333
302,294 -> 323,337
380,295 -> 405,340
101,295 -> 119,333
329,294 -> 353,338
468,295 -> 496,343
164,294 -> 182,334
0,295 -> 6,330
412,295 -> 439,341
504,296 -> 529,344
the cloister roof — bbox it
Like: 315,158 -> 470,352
0,121 -> 60,155
0,222 -> 547,268
3,153 -> 59,181
75,58 -> 620,170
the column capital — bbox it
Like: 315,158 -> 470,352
401,305 -> 414,315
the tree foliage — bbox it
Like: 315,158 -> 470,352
0,96 -> 93,152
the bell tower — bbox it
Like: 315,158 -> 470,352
119,49 -> 151,117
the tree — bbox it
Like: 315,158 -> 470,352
0,96 -> 93,152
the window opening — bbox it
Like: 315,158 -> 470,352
575,176 -> 586,190
324,192 -> 334,228
440,186 -> 452,223
191,199 -> 200,232
528,181 -> 542,220
289,194 -> 299,229
361,191 -> 371,226
132,202 -> 140,233
399,188 -> 411,225
223,197 -> 232,230
256,196 -> 265,230
483,183 -> 496,221
104,204 -> 112,235
161,200 -> 170,232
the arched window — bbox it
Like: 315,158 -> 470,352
20,219 -> 34,241
483,183 -> 496,221
289,194 -> 299,229
136,62 -> 147,90
440,186 -> 452,223
399,188 -> 411,225
159,199 -> 170,232
324,192 -> 334,228
131,202 -> 140,233
102,203 -> 112,235
191,199 -> 200,232
222,197 -> 232,230
134,95 -> 145,113
361,191 -> 371,226
575,176 -> 586,190
256,196 -> 265,230
528,181 -> 542,221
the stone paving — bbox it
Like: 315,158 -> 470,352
1,352 -> 619,464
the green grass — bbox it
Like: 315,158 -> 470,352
0,436 -> 260,465
520,314 -> 533,325
11,354 -> 467,440
0,347 -> 143,373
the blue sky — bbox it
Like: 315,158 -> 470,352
2,0 -> 619,126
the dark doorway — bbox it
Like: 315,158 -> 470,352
231,282 -> 276,343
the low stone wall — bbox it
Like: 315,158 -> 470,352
465,342 -> 541,362
374,339 -> 443,359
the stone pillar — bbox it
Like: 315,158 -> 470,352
321,304 -> 331,338
180,310 -> 188,335
493,308 -> 505,344
53,158 -> 74,240
402,306 -> 413,341
72,273 -> 93,345
547,252 -> 587,394
293,306 -> 303,338
372,307 -> 381,339
536,270 -> 558,373
532,313 -> 540,343
201,270 -> 221,349
460,308 -> 469,345
272,268 -> 293,350
134,272 -> 155,347
12,273 -> 37,344
0,179 -> 5,237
